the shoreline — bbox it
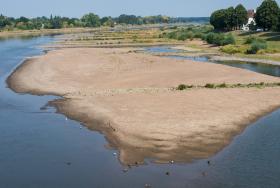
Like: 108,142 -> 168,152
210,55 -> 280,66
7,46 -> 280,165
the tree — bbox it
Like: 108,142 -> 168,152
210,9 -> 227,30
50,16 -> 63,29
0,14 -> 11,29
255,0 -> 279,31
225,7 -> 236,31
81,13 -> 101,27
117,14 -> 139,25
235,4 -> 248,29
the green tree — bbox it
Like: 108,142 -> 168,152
0,14 -> 11,29
225,7 -> 236,31
81,13 -> 101,27
210,9 -> 227,30
255,0 -> 279,31
235,4 -> 248,29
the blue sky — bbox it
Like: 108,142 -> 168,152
1,0 -> 280,18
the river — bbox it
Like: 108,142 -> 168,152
0,37 -> 280,188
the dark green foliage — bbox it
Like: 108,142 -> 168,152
177,84 -> 187,90
244,36 -> 265,44
225,7 -> 236,31
255,0 -> 280,31
176,84 -> 193,90
205,33 -> 235,46
216,83 -> 227,88
0,13 -> 184,31
81,13 -> 101,27
115,15 -> 170,25
235,4 -> 248,29
0,14 -> 12,29
205,83 -> 215,88
210,9 -> 227,31
176,82 -> 280,91
162,25 -> 213,41
223,34 -> 236,45
246,41 -> 267,54
210,4 -> 249,31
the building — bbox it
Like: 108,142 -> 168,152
242,9 -> 256,31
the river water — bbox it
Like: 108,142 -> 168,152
145,46 -> 280,77
0,37 -> 280,188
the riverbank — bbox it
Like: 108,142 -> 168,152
8,47 -> 280,164
0,28 -> 102,39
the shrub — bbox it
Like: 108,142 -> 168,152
217,83 -> 227,88
244,36 -> 265,44
205,83 -> 215,88
205,32 -> 216,44
177,33 -> 189,41
176,84 -> 193,90
205,32 -> 235,46
177,84 -> 187,90
246,41 -> 267,54
221,45 -> 242,54
223,34 -> 236,45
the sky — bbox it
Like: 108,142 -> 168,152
1,0 -> 280,18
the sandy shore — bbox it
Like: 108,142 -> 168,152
8,47 -> 280,164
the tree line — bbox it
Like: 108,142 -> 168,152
210,0 -> 280,31
0,13 -> 209,31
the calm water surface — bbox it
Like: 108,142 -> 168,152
0,38 -> 280,188
145,46 -> 280,77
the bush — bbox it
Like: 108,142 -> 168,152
205,32 -> 235,46
177,84 -> 187,90
223,34 -> 236,45
205,83 -> 215,88
246,41 -> 267,54
244,36 -> 265,44
205,32 -> 216,44
220,45 -> 244,54
176,84 -> 193,90
216,83 -> 227,88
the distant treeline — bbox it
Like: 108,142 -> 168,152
210,0 -> 280,31
0,13 -> 209,31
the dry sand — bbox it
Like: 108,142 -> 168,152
8,47 -> 280,164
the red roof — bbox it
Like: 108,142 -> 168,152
247,9 -> 255,18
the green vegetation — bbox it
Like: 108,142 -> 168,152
244,36 -> 265,44
205,32 -> 235,46
160,25 -> 236,46
176,84 -> 193,90
255,0 -> 279,31
205,83 -> 215,88
81,13 -> 101,27
0,13 -> 209,31
220,45 -> 246,54
246,40 -> 267,54
210,4 -> 247,31
210,0 -> 280,32
220,31 -> 280,57
176,82 -> 280,90
160,25 -> 213,41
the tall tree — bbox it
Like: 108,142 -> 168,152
225,7 -> 236,31
81,13 -> 101,27
235,4 -> 248,29
255,0 -> 279,31
210,9 -> 227,30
